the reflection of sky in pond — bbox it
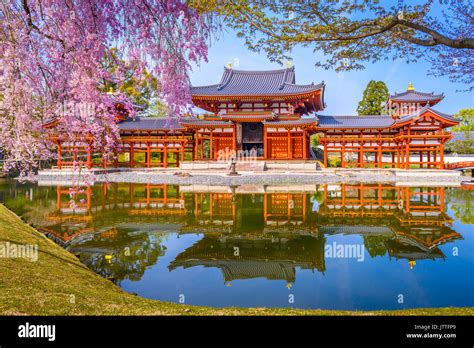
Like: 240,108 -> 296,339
1,181 -> 473,310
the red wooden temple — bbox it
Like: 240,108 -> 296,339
46,66 -> 458,169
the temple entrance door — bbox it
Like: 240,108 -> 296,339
242,122 -> 264,158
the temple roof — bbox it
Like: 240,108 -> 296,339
395,106 -> 457,125
116,107 -> 456,132
319,225 -> 393,235
169,259 -> 299,282
317,107 -> 457,129
191,66 -> 324,97
220,111 -> 277,122
263,118 -> 318,127
117,118 -> 184,131
390,89 -> 444,103
317,115 -> 395,129
385,238 -> 445,260
179,118 -> 233,128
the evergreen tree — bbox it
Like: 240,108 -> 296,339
357,81 -> 389,115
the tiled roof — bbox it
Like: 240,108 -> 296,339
395,106 -> 457,124
221,112 -> 276,121
390,90 -> 444,103
263,118 -> 318,126
317,115 -> 395,129
179,118 -> 233,128
117,118 -> 184,131
191,66 -> 324,96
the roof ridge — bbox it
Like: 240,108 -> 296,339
224,66 -> 295,74
318,114 -> 392,118
390,90 -> 443,97
285,82 -> 323,88
190,84 -> 220,89
217,67 -> 233,91
278,68 -> 289,90
396,106 -> 456,123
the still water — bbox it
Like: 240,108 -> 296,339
1,180 -> 473,310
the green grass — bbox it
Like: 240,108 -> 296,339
0,204 -> 472,316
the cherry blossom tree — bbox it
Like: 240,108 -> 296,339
0,0 -> 215,178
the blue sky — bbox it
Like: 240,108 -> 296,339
190,29 -> 473,116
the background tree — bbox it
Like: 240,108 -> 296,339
100,49 -> 168,117
445,134 -> 474,154
204,0 -> 473,89
445,188 -> 474,225
452,109 -> 474,131
357,81 -> 389,115
363,235 -> 388,258
445,108 -> 474,154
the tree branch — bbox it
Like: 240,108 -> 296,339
398,19 -> 474,49
21,0 -> 66,46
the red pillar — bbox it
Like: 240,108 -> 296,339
341,143 -> 345,168
146,142 -> 151,168
399,146 -> 403,169
130,142 -> 134,168
323,141 -> 328,167
87,143 -> 92,169
263,126 -> 268,159
302,130 -> 307,160
210,129 -> 214,160
287,129 -> 292,159
378,144 -> 382,168
440,144 -> 445,169
405,143 -> 410,169
233,126 -> 237,153
194,134 -> 199,160
395,147 -> 399,168
405,130 -> 411,169
57,141 -> 62,169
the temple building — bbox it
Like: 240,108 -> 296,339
46,66 -> 458,169
388,83 -> 444,116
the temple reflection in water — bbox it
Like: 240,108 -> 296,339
26,183 -> 461,284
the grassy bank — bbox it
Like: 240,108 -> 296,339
0,204 -> 472,316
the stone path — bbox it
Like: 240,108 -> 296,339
36,168 -> 463,186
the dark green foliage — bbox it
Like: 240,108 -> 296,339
357,80 -> 389,115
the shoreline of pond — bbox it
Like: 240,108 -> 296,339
0,203 -> 473,316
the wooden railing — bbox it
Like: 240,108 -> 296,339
447,161 -> 474,170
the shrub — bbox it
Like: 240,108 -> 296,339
328,155 -> 341,167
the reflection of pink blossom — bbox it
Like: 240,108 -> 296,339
69,199 -> 78,209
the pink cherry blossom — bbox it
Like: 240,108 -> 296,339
0,0 -> 214,179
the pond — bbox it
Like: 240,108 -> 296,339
1,180 -> 473,310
